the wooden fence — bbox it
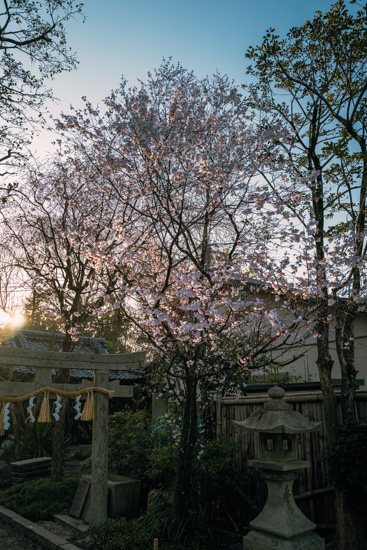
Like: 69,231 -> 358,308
213,391 -> 367,527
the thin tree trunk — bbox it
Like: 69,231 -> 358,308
329,491 -> 367,550
51,329 -> 72,481
173,376 -> 198,520
51,397 -> 68,481
336,308 -> 358,423
315,300 -> 338,448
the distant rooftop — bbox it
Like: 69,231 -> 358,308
2,329 -> 146,382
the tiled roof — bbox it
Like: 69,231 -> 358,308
2,329 -> 146,382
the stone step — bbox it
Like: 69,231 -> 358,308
11,457 -> 52,470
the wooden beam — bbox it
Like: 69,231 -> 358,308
0,347 -> 146,370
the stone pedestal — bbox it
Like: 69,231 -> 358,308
243,530 -> 325,549
243,461 -> 325,549
70,473 -> 141,522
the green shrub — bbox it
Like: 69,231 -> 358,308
107,407 -> 260,529
0,477 -> 79,521
108,408 -> 153,481
327,419 -> 367,505
197,436 -> 261,528
108,408 -> 180,492
89,517 -> 149,550
89,502 -> 215,550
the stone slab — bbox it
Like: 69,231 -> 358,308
80,484 -> 92,523
243,530 -> 325,549
70,477 -> 90,518
11,457 -> 52,469
0,503 -> 20,519
12,464 -> 51,476
248,459 -> 310,472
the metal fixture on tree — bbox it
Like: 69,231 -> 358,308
233,385 -> 325,549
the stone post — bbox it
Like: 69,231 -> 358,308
90,370 -> 109,532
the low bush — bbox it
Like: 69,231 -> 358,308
89,501 -> 215,550
108,408 -> 153,481
89,517 -> 148,550
0,477 -> 79,521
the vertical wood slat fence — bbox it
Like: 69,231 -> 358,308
214,391 -> 367,526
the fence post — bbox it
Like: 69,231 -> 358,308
216,395 -> 222,436
90,369 -> 109,531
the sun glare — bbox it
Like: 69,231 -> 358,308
0,311 -> 25,328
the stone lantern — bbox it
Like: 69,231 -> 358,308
233,386 -> 325,549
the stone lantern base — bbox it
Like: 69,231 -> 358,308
243,529 -> 325,549
243,461 -> 325,550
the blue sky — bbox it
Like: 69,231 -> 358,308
34,0 -> 342,155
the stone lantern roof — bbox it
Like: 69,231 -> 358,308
233,385 -> 321,434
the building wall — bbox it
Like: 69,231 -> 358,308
244,287 -> 367,390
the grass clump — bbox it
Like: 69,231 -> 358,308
0,477 -> 79,521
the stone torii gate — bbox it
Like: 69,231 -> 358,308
0,346 -> 146,531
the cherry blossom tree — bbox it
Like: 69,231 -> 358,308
244,1 -> 367,546
0,158 -> 121,480
56,61 -> 306,518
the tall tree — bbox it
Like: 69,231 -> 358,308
56,61 -> 306,519
0,0 -> 84,198
244,1 -> 367,546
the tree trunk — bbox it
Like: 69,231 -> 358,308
51,398 -> 68,481
173,376 -> 198,520
316,306 -> 338,448
329,491 -> 367,550
336,307 -> 358,423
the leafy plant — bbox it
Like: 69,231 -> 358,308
24,421 -> 72,461
106,406 -> 260,530
0,477 -> 79,521
108,408 -> 153,481
89,517 -> 147,550
89,502 -> 215,550
327,419 -> 367,506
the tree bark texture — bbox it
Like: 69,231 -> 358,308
173,376 -> 198,520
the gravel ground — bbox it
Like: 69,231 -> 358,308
0,518 -> 48,550
0,515 -> 245,550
